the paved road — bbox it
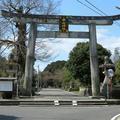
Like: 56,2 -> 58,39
34,88 -> 93,101
37,88 -> 78,96
0,105 -> 120,120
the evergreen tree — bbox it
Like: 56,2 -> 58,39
66,42 -> 111,86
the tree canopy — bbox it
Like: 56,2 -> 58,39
66,42 -> 111,86
114,60 -> 120,85
44,60 -> 66,73
112,47 -> 120,63
0,0 -> 61,75
41,60 -> 66,88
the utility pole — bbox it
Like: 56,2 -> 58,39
37,66 -> 40,92
16,44 -> 19,98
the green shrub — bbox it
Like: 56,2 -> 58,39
69,87 -> 79,91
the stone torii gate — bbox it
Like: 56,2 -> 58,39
1,10 -> 120,96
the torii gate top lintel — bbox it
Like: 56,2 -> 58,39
2,10 -> 120,25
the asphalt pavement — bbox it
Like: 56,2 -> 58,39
111,114 -> 120,120
0,105 -> 120,120
0,88 -> 120,120
35,88 -> 78,96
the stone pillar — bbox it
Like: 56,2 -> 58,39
89,24 -> 100,96
23,23 -> 37,96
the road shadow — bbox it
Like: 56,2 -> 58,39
0,114 -> 20,120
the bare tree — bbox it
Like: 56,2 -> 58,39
0,0 -> 61,74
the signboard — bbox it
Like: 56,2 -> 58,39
59,16 -> 68,32
0,81 -> 13,91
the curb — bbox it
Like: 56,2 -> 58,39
0,99 -> 119,106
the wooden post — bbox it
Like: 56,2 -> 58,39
23,23 -> 37,96
89,24 -> 100,97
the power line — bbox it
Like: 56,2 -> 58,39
0,45 -> 9,56
84,0 -> 107,16
84,0 -> 120,27
76,0 -> 103,16
76,0 -> 120,27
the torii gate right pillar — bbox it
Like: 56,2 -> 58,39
89,23 -> 100,96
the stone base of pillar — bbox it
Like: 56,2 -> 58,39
19,87 -> 32,97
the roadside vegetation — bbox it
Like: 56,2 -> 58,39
37,42 -> 120,92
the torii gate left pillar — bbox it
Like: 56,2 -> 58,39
23,23 -> 37,96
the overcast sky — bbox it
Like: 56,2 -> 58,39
34,0 -> 120,71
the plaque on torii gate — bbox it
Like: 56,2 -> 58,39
1,10 -> 120,96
